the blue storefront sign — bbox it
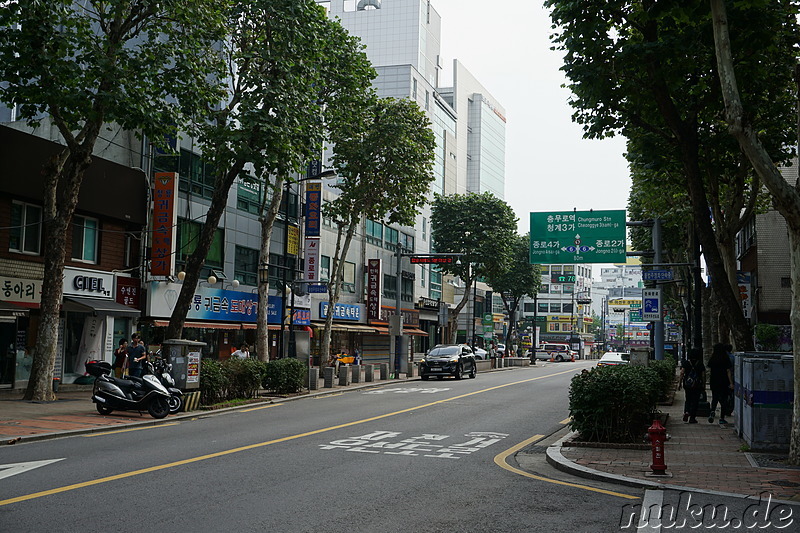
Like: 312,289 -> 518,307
267,295 -> 311,326
320,302 -> 361,321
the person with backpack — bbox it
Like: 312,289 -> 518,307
707,343 -> 734,424
678,347 -> 706,424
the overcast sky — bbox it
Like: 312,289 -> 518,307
432,0 -> 632,235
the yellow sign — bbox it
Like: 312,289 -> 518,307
608,299 -> 642,307
548,315 -> 573,322
287,225 -> 300,256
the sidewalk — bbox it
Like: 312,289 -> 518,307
546,387 -> 800,503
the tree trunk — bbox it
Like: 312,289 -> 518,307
710,0 -> 800,464
166,161 -> 245,340
321,218 -> 357,366
448,276 -> 473,344
256,179 -> 284,361
25,147 -> 93,401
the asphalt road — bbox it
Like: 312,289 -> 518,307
1,361 -> 651,532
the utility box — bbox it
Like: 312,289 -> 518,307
738,353 -> 793,451
161,339 -> 207,390
629,347 -> 651,366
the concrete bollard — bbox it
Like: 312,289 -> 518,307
365,364 -> 374,382
407,361 -> 415,378
339,365 -> 352,386
379,363 -> 389,380
308,367 -> 319,390
323,366 -> 335,388
351,364 -> 361,383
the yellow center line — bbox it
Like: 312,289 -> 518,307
493,435 -> 639,500
82,423 -> 180,437
1,367 -> 578,507
559,417 -> 572,425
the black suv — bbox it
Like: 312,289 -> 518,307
419,344 -> 477,381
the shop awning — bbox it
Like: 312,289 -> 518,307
241,324 -> 281,330
64,296 -> 140,317
366,326 -> 428,336
0,301 -> 29,322
310,321 -> 376,333
152,320 -> 240,330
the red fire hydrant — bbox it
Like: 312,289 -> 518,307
648,419 -> 667,475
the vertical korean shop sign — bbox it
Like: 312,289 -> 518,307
304,238 -> 320,282
367,259 -> 382,321
305,181 -> 322,237
151,172 -> 178,276
529,210 -> 626,264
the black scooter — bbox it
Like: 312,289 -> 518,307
87,360 -> 171,419
147,358 -> 183,414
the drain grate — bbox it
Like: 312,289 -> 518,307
749,453 -> 800,471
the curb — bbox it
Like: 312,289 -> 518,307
545,431 -> 800,506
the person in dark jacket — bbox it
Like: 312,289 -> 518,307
707,343 -> 734,424
678,347 -> 706,424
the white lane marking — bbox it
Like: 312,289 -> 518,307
363,387 -> 451,395
0,459 -> 65,481
638,489 -> 664,531
320,430 -> 509,459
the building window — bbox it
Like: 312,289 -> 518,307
564,265 -> 574,274
237,177 -> 267,215
366,220 -> 383,246
234,246 -> 259,286
385,227 -> 399,250
563,303 -> 573,313
429,268 -> 442,299
422,217 -> 427,241
9,201 -> 42,254
343,261 -> 356,293
425,90 -> 430,111
413,78 -> 418,100
320,255 -> 331,281
524,303 -> 535,313
177,219 -> 224,274
549,303 -> 561,313
71,216 -> 98,263
538,302 -> 548,313
421,266 -> 425,287
401,276 -> 414,302
401,232 -> 414,252
539,284 -> 550,293
540,266 -> 549,275
384,274 -> 397,300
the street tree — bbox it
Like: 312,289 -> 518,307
320,97 -> 436,362
0,1 -> 227,401
484,234 -> 540,349
430,193 -> 518,344
546,0 -> 795,351
710,0 -> 800,464
163,0 -> 376,361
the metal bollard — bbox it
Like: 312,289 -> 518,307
648,419 -> 668,475
365,364 -> 374,382
351,364 -> 361,383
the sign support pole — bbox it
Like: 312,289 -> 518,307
653,219 -> 664,360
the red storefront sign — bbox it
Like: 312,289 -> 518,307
367,259 -> 382,321
150,172 -> 178,276
115,276 -> 140,308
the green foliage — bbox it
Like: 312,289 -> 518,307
199,359 -> 228,406
569,365 -> 664,443
754,323 -> 781,351
485,233 -> 541,302
430,192 -> 519,284
224,358 -> 267,400
262,358 -> 307,394
649,356 -> 678,402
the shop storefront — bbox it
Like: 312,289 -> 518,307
143,282 -> 311,360
310,302 -> 372,365
366,305 -> 428,365
415,297 -> 441,353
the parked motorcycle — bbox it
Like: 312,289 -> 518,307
146,357 -> 183,414
87,360 -> 171,419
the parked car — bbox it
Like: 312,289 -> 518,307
496,343 -> 506,356
420,344 -> 477,380
472,347 -> 487,360
597,352 -> 630,367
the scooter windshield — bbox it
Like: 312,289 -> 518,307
143,374 -> 169,394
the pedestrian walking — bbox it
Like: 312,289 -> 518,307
231,344 -> 250,359
127,334 -> 147,378
112,339 -> 128,378
708,343 -> 734,424
678,348 -> 706,424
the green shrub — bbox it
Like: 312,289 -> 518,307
262,358 -> 306,394
569,365 -> 661,443
224,358 -> 267,399
649,356 -> 677,401
199,359 -> 228,406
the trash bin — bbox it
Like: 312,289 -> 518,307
161,339 -> 207,390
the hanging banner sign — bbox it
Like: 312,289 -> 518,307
367,259 -> 382,321
304,238 -> 320,282
150,172 -> 178,276
287,225 -> 300,256
305,181 -> 322,237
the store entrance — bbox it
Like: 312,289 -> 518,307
0,321 -> 15,387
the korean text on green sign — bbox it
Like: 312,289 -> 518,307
529,210 -> 626,264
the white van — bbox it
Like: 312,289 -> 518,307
537,343 -> 574,362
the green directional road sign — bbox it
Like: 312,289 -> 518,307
529,210 -> 627,264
